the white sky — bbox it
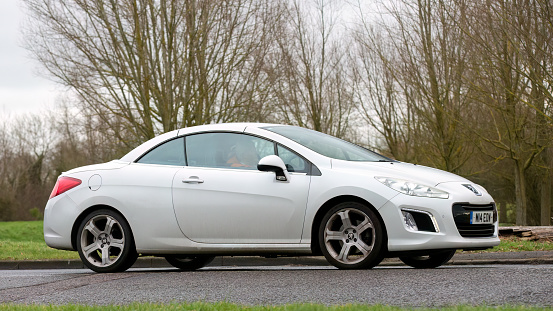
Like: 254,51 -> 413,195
0,0 -> 61,116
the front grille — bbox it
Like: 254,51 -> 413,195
452,203 -> 497,238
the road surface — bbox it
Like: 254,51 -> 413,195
1,264 -> 552,307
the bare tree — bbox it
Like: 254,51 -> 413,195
463,0 -> 553,225
24,0 -> 283,146
0,116 -> 15,220
266,0 -> 357,138
352,10 -> 420,161
0,112 -> 57,220
514,0 -> 553,225
353,0 -> 476,173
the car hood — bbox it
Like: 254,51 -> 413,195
64,160 -> 129,175
331,160 -> 470,187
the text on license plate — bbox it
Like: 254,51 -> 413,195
470,211 -> 493,224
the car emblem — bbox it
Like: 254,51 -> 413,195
463,184 -> 482,196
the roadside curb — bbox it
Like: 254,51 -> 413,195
2,251 -> 553,270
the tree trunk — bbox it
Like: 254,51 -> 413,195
541,149 -> 552,226
514,161 -> 528,225
499,201 -> 508,224
541,176 -> 552,226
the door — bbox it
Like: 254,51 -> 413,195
172,132 -> 311,244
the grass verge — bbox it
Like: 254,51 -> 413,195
479,236 -> 553,252
0,240 -> 79,260
0,303 -> 550,311
0,221 -> 79,260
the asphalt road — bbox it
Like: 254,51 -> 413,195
1,264 -> 552,307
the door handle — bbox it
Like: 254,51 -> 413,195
182,176 -> 204,184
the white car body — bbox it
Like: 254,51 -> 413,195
44,123 -> 499,271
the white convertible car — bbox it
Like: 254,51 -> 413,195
44,123 -> 499,272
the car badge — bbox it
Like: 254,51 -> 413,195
463,184 -> 482,196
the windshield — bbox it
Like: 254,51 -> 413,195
263,126 -> 392,162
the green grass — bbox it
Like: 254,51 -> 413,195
1,221 -> 553,261
484,236 -> 553,252
0,240 -> 79,260
0,221 -> 79,260
0,221 -> 44,241
460,235 -> 553,253
0,303 -> 550,311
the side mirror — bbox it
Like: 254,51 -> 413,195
257,155 -> 290,182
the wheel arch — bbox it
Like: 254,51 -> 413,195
70,204 -> 135,251
310,195 -> 388,255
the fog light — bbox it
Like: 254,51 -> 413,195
402,211 -> 418,231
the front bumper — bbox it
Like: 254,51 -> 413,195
379,191 -> 500,252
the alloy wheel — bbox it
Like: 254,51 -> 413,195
319,202 -> 384,269
80,214 -> 125,267
77,209 -> 137,273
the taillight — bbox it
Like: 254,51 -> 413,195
49,177 -> 82,199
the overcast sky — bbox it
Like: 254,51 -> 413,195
0,0 -> 60,116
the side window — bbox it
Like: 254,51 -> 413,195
186,133 -> 275,170
137,137 -> 185,166
277,145 -> 309,173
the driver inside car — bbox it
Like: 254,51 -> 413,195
227,139 -> 259,168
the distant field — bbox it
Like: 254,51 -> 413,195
0,221 -> 78,260
0,221 -> 552,261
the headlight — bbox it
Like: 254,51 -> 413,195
375,177 -> 449,199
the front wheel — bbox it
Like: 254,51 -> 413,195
399,250 -> 456,269
165,255 -> 215,271
76,209 -> 138,273
319,202 -> 384,269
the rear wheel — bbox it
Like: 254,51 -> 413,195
319,202 -> 384,269
165,255 -> 215,271
76,209 -> 138,273
399,250 -> 456,268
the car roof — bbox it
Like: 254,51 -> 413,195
176,122 -> 279,136
120,123 -> 286,162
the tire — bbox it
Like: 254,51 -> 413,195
399,250 -> 456,269
165,255 -> 215,271
319,202 -> 384,269
76,209 -> 138,273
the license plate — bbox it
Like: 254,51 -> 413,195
470,211 -> 493,224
